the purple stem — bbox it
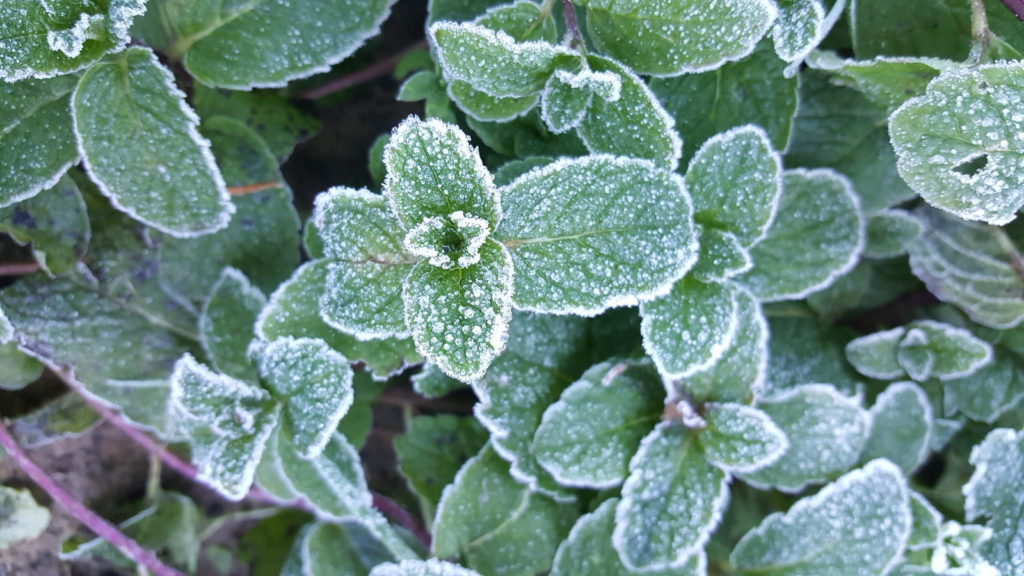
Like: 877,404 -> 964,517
562,0 -> 582,46
0,419 -> 185,576
373,492 -> 432,548
1001,0 -> 1024,21
299,40 -> 428,100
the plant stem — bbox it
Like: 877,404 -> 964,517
227,181 -> 283,196
299,41 -> 428,100
373,493 -> 432,548
969,0 -> 992,63
0,419 -> 185,576
562,0 -> 583,49
999,0 -> 1024,21
0,262 -> 41,276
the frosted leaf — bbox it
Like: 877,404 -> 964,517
432,445 -> 578,575
532,359 -> 664,489
641,278 -> 740,380
681,287 -> 768,404
199,268 -> 265,382
862,382 -> 933,473
496,155 -> 697,315
403,240 -> 513,381
0,0 -> 145,81
411,364 -> 466,398
846,326 -> 907,380
0,486 -> 50,549
253,425 -> 299,503
257,261 -> 420,380
583,0 -> 778,76
384,117 -> 500,229
686,125 -> 783,248
404,211 -> 491,269
256,338 -> 354,460
772,0 -> 826,63
897,321 -> 993,382
577,56 -> 683,170
0,175 -> 91,276
690,228 -> 754,282
963,428 -> 1024,576
158,0 -> 395,89
0,342 -> 44,392
280,521 -> 393,576
613,423 -> 728,571
767,316 -> 864,394
551,498 -> 704,576
430,22 -> 574,98
540,73 -> 595,134
72,47 -> 233,237
807,51 -> 952,111
313,187 -> 406,263
909,492 -> 943,552
700,403 -> 788,474
370,560 -> 483,576
865,209 -> 924,259
448,81 -> 538,123
169,355 -> 279,500
321,261 -> 412,341
731,459 -> 912,576
0,76 -> 79,209
929,521 -> 1001,576
908,207 -> 1024,329
740,384 -> 871,492
394,414 -> 488,513
0,303 -> 13,345
740,169 -> 865,301
944,354 -> 1024,423
889,63 -> 1024,225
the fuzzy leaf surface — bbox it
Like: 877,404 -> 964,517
199,268 -> 265,382
864,209 -> 923,259
964,428 -> 1024,576
896,321 -> 993,382
862,382 -> 932,473
772,0 -> 826,62
700,403 -> 788,474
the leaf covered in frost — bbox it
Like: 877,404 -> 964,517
861,382 -> 933,473
280,521 -> 393,576
963,427 -> 1024,576
199,268 -> 265,382
0,486 -> 50,549
370,559 -> 483,576
772,0 -> 827,63
700,403 -> 788,474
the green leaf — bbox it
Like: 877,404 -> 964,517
315,187 -> 407,263
433,445 -> 578,574
496,155 -> 697,314
399,71 -> 443,102
944,354 -> 1024,423
404,240 -> 514,381
0,486 -> 50,550
897,321 -> 994,381
200,268 -> 265,382
613,423 -> 728,571
146,0 -> 395,89
0,175 -> 90,275
256,338 -> 354,459
765,314 -> 863,396
862,382 -> 933,473
0,303 -> 12,344
641,278 -> 740,380
449,81 -> 538,123
740,384 -> 871,492
370,560 -> 483,576
72,47 -> 233,237
429,22 -> 574,98
385,117 -> 500,229
577,56 -> 682,170
772,0 -> 827,63
740,169 -> 864,301
170,354 -> 279,500
908,492 -> 943,551
394,414 -> 489,514
731,459 -> 912,575
580,0 -> 778,76
9,393 -> 99,448
428,0 -> 505,23
257,261 -> 420,380
473,0 -> 559,43
532,359 -> 664,489
650,40 -> 798,165
541,71 -> 603,134
807,51 -> 951,112
700,403 -> 788,474
338,373 -> 387,450
890,63 -> 1024,225
0,0 -> 145,81
412,364 -> 465,398
0,76 -> 79,209
864,209 -> 923,259
846,326 -> 907,380
689,228 -> 753,282
467,110 -> 588,158
281,521 -> 393,576
963,428 -> 1024,576
552,498 -> 704,576
0,343 -> 45,391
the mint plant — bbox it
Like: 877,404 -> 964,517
2,0 -> 1024,575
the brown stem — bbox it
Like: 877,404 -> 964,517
0,262 -> 41,276
227,181 -> 283,196
0,419 -> 185,576
373,493 -> 431,548
562,0 -> 582,48
299,41 -> 428,100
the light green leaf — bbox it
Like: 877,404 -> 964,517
72,47 -> 233,237
337,373 -> 387,450
473,0 -> 558,42
385,117 -> 500,229
9,393 -> 99,448
0,0 -> 145,81
449,81 -> 538,123
864,209 -> 923,259
909,492 -> 943,551
690,228 -> 753,282
370,560 -> 483,576
394,414 -> 489,513
807,51 -> 951,112
581,0 -> 778,76
0,175 -> 90,275
552,498 -> 704,576
963,428 -> 1024,576
897,321 -> 993,381
0,76 -> 79,209
0,303 -> 12,344
740,169 -> 864,301
403,240 -> 514,381
651,40 -> 798,164
411,364 -> 466,398
404,211 -> 491,270
496,155 -> 697,315
428,0 -> 505,23
256,338 -> 354,459
944,354 -> 1024,423
731,459 -> 912,576
846,326 -> 907,380
577,55 -> 682,170
766,312 -> 868,394
741,384 -> 871,492
0,486 -> 50,550
314,187 -> 406,263
772,0 -> 826,63
862,382 -> 933,473
700,403 -> 788,474
0,343 -> 45,391
541,72 -> 598,134
532,359 -> 664,489
170,354 -> 279,500
281,521 -> 393,576
890,63 -> 1024,225
641,278 -> 740,380
429,21 -> 574,98
200,268 -> 265,382
613,423 -> 728,571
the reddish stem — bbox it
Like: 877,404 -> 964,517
227,181 -> 283,196
299,41 -> 428,100
0,262 -> 41,276
562,0 -> 582,47
373,492 -> 432,548
0,419 -> 185,576
1001,0 -> 1024,21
